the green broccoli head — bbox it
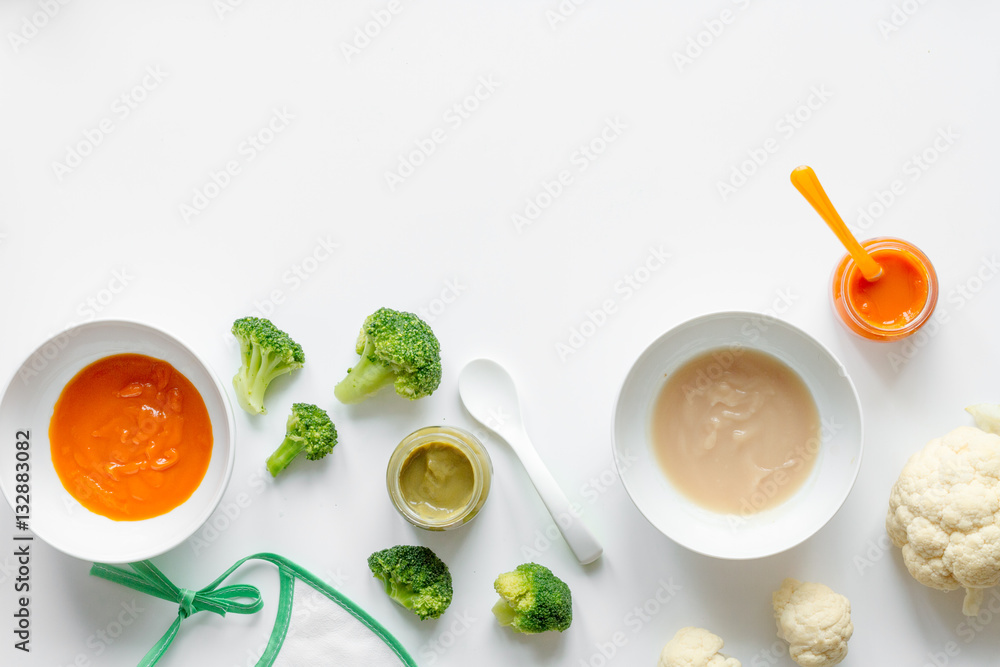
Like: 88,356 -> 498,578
367,545 -> 453,620
492,563 -> 572,634
231,317 -> 305,415
334,308 -> 441,404
265,403 -> 337,477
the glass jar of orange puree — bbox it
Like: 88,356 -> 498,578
832,237 -> 938,341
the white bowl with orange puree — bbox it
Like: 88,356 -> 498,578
612,312 -> 863,560
0,320 -> 236,563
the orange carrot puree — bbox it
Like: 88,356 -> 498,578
49,353 -> 213,521
846,247 -> 929,329
832,237 -> 937,341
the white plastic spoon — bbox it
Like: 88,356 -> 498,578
458,358 -> 603,565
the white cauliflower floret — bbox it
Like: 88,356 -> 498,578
657,627 -> 741,667
886,425 -> 1000,615
771,578 -> 852,667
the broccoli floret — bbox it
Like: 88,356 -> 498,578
367,545 -> 453,620
492,563 -> 572,634
265,403 -> 337,477
334,308 -> 441,404
231,317 -> 305,415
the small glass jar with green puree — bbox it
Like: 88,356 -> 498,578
387,426 -> 492,531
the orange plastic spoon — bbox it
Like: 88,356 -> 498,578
791,166 -> 883,282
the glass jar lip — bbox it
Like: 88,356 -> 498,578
834,237 -> 938,340
386,425 -> 492,530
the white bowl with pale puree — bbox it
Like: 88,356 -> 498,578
612,311 -> 863,560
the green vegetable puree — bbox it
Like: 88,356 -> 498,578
399,441 -> 475,521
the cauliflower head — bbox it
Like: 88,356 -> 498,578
772,578 -> 852,667
657,627 -> 741,667
886,425 -> 1000,616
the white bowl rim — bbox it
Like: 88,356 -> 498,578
611,310 -> 864,560
0,318 -> 237,562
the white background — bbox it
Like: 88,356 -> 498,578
2,1 -> 999,666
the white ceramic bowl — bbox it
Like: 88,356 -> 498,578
613,311 -> 863,560
0,320 -> 235,563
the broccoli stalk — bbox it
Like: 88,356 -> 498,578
334,308 -> 441,404
491,599 -> 520,627
265,403 -> 337,477
492,563 -> 572,634
231,317 -> 305,415
367,545 -> 453,620
338,338 -> 396,398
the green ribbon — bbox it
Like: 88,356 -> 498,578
90,557 -> 265,666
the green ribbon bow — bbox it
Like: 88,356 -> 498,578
91,557 -> 265,666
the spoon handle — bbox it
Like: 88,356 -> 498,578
790,165 -> 883,282
506,429 -> 603,564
